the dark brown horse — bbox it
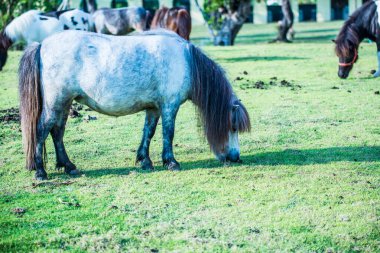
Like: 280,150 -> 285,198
151,7 -> 191,40
334,1 -> 380,78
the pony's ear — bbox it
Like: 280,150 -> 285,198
332,39 -> 337,44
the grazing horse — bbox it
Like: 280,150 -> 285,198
334,1 -> 380,78
18,30 -> 251,180
151,7 -> 191,40
0,9 -> 93,71
92,7 -> 148,35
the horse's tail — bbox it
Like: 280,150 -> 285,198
18,43 -> 42,170
177,9 -> 191,40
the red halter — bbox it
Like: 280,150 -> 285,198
339,48 -> 358,67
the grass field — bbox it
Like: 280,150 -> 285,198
1,21 -> 379,252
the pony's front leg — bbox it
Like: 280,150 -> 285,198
50,104 -> 79,175
136,109 -> 160,170
374,41 -> 380,77
161,105 -> 180,171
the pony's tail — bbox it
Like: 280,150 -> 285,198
177,9 -> 191,40
18,43 -> 42,170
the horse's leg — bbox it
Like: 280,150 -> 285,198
161,104 -> 180,171
34,110 -> 58,180
136,109 -> 160,170
50,104 -> 79,175
374,40 -> 380,77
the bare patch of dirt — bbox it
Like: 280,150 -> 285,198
0,107 -> 20,123
238,78 -> 301,90
31,180 -> 74,188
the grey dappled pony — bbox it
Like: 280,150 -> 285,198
18,30 -> 251,180
92,7 -> 148,34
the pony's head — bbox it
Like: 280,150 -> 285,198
334,22 -> 360,79
190,45 -> 251,163
213,99 -> 251,162
0,30 -> 12,71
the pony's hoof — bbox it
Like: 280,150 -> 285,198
373,72 -> 380,78
137,158 -> 154,170
165,161 -> 181,171
64,163 -> 79,175
35,171 -> 48,181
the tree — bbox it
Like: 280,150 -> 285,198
0,0 -> 19,28
194,0 -> 251,46
0,0 -> 61,29
273,0 -> 294,42
80,0 -> 97,13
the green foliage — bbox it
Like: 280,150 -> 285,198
203,0 -> 225,30
0,0 -> 61,29
0,22 -> 380,251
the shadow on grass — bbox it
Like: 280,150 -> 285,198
77,146 -> 380,178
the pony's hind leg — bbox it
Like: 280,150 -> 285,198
35,100 -> 75,180
50,104 -> 79,175
161,104 -> 180,171
136,109 -> 160,170
34,111 -> 57,180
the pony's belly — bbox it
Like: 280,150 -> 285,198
75,96 -> 156,116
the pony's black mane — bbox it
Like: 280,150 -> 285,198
335,1 -> 377,57
189,44 -> 250,151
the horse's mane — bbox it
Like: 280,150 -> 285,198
335,1 -> 377,57
189,44 -> 250,151
5,10 -> 41,41
151,7 -> 191,40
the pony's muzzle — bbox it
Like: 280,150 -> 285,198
226,148 -> 241,163
338,70 -> 348,79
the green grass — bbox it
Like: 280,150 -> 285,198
1,21 -> 380,252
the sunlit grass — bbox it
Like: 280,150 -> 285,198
0,22 -> 379,252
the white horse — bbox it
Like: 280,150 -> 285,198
0,9 -> 93,71
18,30 -> 251,180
